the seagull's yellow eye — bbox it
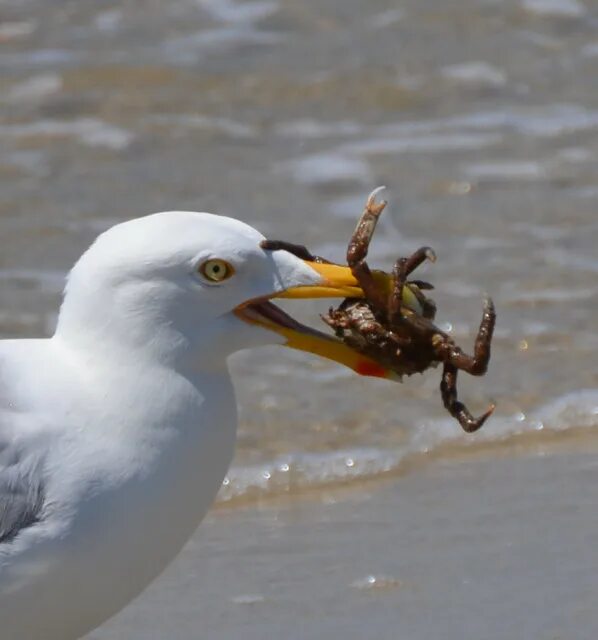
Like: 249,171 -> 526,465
199,259 -> 234,283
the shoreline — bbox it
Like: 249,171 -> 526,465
213,420 -> 598,510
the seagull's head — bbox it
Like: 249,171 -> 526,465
56,211 -> 392,377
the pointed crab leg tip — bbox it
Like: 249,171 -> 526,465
367,187 -> 388,211
425,248 -> 437,263
483,296 -> 496,315
479,403 -> 497,423
368,185 -> 387,200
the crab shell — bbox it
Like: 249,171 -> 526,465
323,283 -> 442,380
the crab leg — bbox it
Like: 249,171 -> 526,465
388,246 -> 437,323
388,257 -> 409,325
346,187 -> 389,313
260,239 -> 330,263
440,363 -> 495,433
443,297 -> 495,376
402,246 -> 437,277
346,186 -> 387,264
409,280 -> 434,290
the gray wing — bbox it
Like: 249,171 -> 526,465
0,339 -> 52,546
0,441 -> 45,545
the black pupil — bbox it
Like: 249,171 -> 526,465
213,264 -> 220,273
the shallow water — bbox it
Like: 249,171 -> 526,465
1,0 -> 597,637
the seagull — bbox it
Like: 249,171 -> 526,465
0,210 -> 396,639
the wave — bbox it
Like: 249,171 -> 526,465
216,389 -> 598,506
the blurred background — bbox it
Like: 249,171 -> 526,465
1,1 -> 598,638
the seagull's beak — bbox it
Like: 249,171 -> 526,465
278,262 -> 423,311
234,260 -> 419,381
276,262 -> 363,299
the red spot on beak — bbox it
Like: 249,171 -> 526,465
355,360 -> 387,378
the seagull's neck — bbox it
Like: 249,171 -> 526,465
54,296 -> 246,377
54,320 -> 229,378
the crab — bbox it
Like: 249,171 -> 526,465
261,188 -> 496,433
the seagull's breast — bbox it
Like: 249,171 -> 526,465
75,365 -> 238,567
0,357 -> 238,640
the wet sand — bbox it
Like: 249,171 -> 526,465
91,435 -> 598,640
